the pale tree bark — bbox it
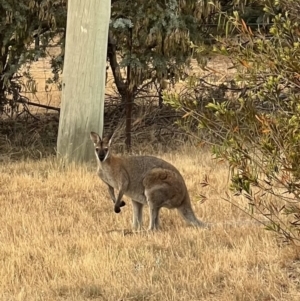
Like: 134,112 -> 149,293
57,0 -> 110,163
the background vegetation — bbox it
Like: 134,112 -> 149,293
1,1 -> 300,299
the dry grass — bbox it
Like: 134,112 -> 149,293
0,148 -> 299,301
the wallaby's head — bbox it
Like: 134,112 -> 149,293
90,131 -> 113,162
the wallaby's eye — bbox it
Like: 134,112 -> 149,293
104,147 -> 108,151
95,147 -> 100,152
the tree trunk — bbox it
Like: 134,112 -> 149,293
125,89 -> 133,151
124,28 -> 133,151
57,0 -> 110,163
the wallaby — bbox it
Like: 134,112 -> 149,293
90,131 -> 206,230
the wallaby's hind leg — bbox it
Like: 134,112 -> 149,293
148,202 -> 161,230
132,200 -> 144,230
144,168 -> 206,229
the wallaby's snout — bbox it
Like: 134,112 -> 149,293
90,131 -> 112,163
96,147 -> 108,162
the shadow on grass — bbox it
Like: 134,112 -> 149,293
0,113 -> 59,161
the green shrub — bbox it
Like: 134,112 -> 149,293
166,0 -> 300,244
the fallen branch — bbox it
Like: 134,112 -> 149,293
17,97 -> 60,112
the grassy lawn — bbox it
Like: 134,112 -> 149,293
0,148 -> 299,301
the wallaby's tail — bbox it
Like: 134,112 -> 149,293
177,194 -> 207,228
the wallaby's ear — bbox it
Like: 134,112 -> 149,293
90,131 -> 101,144
107,132 -> 115,146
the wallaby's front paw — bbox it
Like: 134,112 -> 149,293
114,206 -> 121,213
120,200 -> 126,207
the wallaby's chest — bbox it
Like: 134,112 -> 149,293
97,166 -> 121,188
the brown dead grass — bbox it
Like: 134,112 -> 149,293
0,148 -> 299,301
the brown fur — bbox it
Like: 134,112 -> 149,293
90,131 -> 206,230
